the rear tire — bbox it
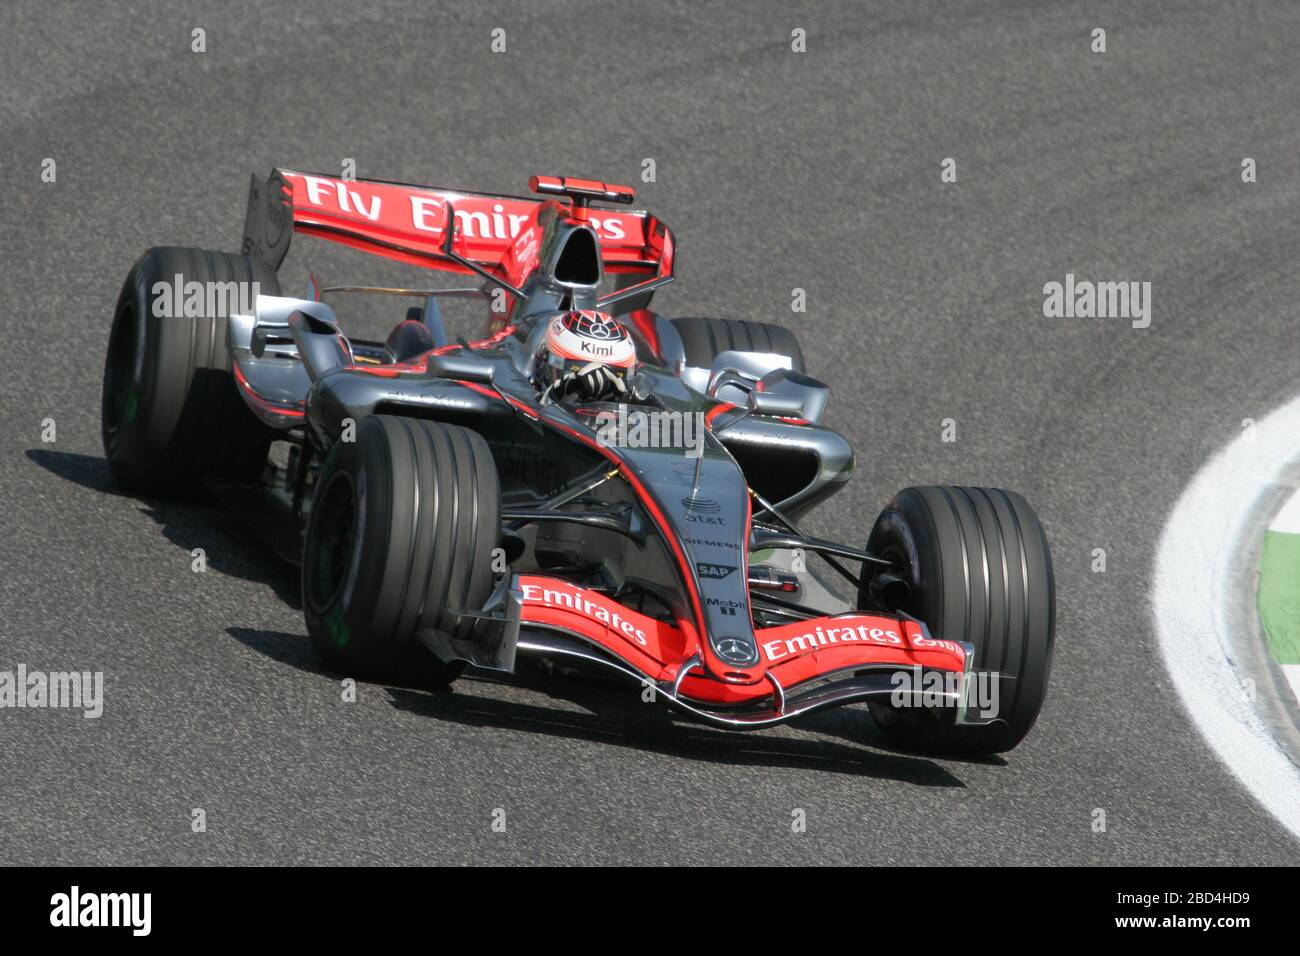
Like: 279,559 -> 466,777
670,317 -> 805,374
101,246 -> 278,497
859,486 -> 1055,754
302,416 -> 501,685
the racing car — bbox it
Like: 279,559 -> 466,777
100,169 -> 1055,754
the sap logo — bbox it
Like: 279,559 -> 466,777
697,563 -> 737,580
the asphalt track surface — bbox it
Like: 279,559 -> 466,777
2,0 -> 1299,865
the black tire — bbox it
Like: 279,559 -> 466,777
101,246 -> 279,496
670,317 -> 805,374
858,486 -> 1055,755
302,416 -> 501,685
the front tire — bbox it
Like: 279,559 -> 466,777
101,246 -> 278,497
859,486 -> 1055,754
302,416 -> 501,685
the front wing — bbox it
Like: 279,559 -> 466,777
434,574 -> 980,730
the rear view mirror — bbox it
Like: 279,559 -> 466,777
746,390 -> 806,418
426,353 -> 495,385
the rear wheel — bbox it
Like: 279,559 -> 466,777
101,246 -> 278,496
859,486 -> 1055,754
670,317 -> 805,374
302,416 -> 501,685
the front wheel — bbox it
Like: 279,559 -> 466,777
859,486 -> 1056,754
101,246 -> 279,497
302,416 -> 502,685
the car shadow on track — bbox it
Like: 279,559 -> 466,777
226,626 -> 334,677
26,449 -> 302,608
225,626 -> 978,782
389,668 -> 970,785
226,626 -> 965,783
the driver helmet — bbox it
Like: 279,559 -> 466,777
536,310 -> 637,397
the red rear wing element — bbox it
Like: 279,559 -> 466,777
241,168 -> 669,283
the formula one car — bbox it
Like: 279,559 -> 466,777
101,169 -> 1055,754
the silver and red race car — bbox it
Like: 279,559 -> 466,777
101,169 -> 1055,754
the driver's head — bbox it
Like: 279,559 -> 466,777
536,310 -> 636,402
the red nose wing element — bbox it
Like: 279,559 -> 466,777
530,175 -> 636,205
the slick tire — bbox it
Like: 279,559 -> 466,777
302,416 -> 501,686
101,246 -> 279,497
858,486 -> 1056,755
670,317 -> 805,374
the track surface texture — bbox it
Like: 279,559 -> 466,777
2,1 -> 1298,865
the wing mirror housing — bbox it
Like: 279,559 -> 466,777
426,352 -> 496,384
746,390 -> 806,419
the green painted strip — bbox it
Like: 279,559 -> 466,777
1259,530 -> 1300,665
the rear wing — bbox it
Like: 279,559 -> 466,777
241,168 -> 673,289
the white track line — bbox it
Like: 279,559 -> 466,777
1265,490 -> 1300,708
1153,395 -> 1300,841
1271,491 -> 1300,534
1286,667 -> 1300,706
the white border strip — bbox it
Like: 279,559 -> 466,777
1286,666 -> 1300,706
1153,396 -> 1300,841
1269,490 -> 1300,534
1263,489 -> 1300,708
